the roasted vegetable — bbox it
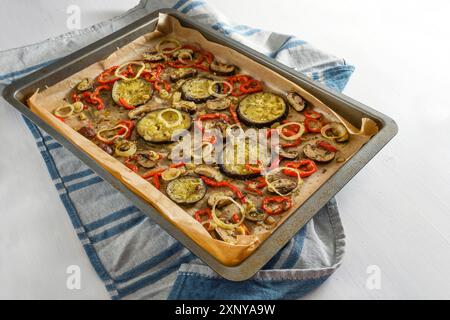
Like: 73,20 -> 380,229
136,108 -> 192,143
172,100 -> 197,114
169,67 -> 197,82
181,78 -> 217,103
128,104 -> 154,119
78,126 -> 96,139
303,141 -> 336,162
218,141 -> 271,180
142,51 -> 166,63
76,78 -> 94,92
321,122 -> 349,143
166,176 -> 207,205
237,92 -> 288,128
206,98 -> 232,111
207,191 -> 235,208
112,78 -> 152,107
267,178 -> 298,195
209,60 -> 236,76
161,168 -> 182,181
136,150 -> 160,168
194,165 -> 223,182
286,92 -> 306,112
244,209 -> 268,222
115,140 -> 137,158
278,148 -> 299,159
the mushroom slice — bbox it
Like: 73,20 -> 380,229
76,78 -> 94,92
215,227 -> 237,244
194,165 -> 223,182
267,178 -> 298,195
206,98 -> 232,111
278,148 -> 299,159
161,168 -> 182,182
303,141 -> 336,162
209,60 -> 237,76
136,150 -> 160,168
207,191 -> 235,208
286,92 -> 306,112
128,103 -> 154,119
169,67 -> 197,82
172,100 -> 197,114
142,51 -> 166,63
244,209 -> 268,222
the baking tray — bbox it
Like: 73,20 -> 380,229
2,8 -> 398,281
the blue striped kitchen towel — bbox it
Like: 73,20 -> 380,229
0,0 -> 350,299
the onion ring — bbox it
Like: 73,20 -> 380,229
264,166 -> 303,197
54,104 -> 74,118
212,196 -> 245,230
208,80 -> 233,99
156,38 -> 181,54
114,61 -> 146,81
278,122 -> 305,141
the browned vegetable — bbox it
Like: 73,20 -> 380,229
78,126 -> 96,139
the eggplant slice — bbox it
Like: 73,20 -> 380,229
169,68 -> 197,82
206,97 -> 232,111
218,140 -> 271,180
112,78 -> 152,107
237,92 -> 288,128
136,108 -> 192,143
209,60 -> 237,76
166,176 -> 207,205
303,141 -> 336,162
181,78 -> 217,103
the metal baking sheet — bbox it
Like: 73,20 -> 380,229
2,8 -> 398,281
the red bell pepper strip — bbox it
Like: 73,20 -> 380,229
244,185 -> 263,196
283,159 -> 318,178
304,110 -> 322,120
116,120 -> 134,139
198,113 -> 230,123
152,174 -> 161,190
229,104 -> 240,124
141,168 -> 166,179
118,98 -> 135,110
154,80 -> 171,93
124,157 -> 138,173
90,95 -> 105,111
194,208 -> 212,222
304,118 -> 322,133
200,176 -> 246,203
316,140 -> 338,152
97,66 -> 119,84
240,79 -> 263,94
281,138 -> 302,148
232,213 -> 240,223
261,196 -> 292,215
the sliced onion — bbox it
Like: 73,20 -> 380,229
212,196 -> 245,230
201,219 -> 217,231
115,140 -> 137,157
157,108 -> 183,128
321,122 -> 347,140
208,80 -> 232,98
54,104 -> 74,118
114,61 -> 146,81
72,101 -> 84,113
156,38 -> 181,54
264,166 -> 303,197
161,167 -> 182,181
178,51 -> 193,64
278,122 -> 305,141
96,124 -> 129,143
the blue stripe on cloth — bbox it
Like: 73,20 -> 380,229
114,242 -> 185,283
172,0 -> 190,10
211,22 -> 261,36
167,273 -> 329,300
61,169 -> 94,183
65,176 -> 103,193
117,253 -> 196,298
89,215 -> 147,244
22,117 -> 120,296
46,142 -> 62,150
180,0 -> 205,14
84,205 -> 140,232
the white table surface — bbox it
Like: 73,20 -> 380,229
1,0 -> 449,300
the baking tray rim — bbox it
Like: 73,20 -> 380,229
2,8 -> 398,281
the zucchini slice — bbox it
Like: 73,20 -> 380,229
112,78 -> 152,107
136,108 -> 192,143
166,176 -> 207,205
181,78 -> 217,103
237,92 -> 288,128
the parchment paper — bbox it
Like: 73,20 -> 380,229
28,13 -> 378,266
